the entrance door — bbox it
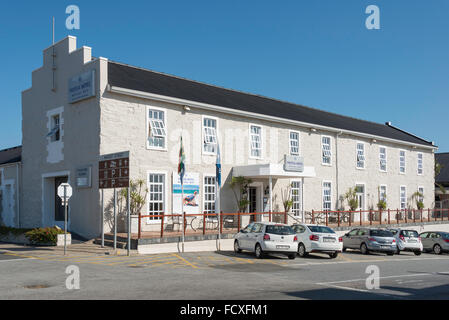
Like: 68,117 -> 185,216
356,185 -> 365,211
248,187 -> 257,223
55,177 -> 69,222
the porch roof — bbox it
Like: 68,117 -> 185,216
232,163 -> 316,179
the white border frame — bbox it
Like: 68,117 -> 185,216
417,152 -> 424,176
355,141 -> 366,170
322,180 -> 333,211
400,185 -> 407,210
399,149 -> 407,175
290,179 -> 302,217
202,173 -> 216,214
355,182 -> 366,211
248,123 -> 264,160
289,130 -> 301,157
146,170 -> 169,225
379,184 -> 388,203
146,106 -> 168,152
379,146 -> 388,173
202,115 -> 219,156
41,170 -> 71,229
321,135 -> 333,167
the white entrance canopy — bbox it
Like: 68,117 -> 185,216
232,163 -> 316,179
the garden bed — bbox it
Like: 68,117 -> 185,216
0,226 -> 71,247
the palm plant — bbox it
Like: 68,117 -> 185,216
229,176 -> 252,213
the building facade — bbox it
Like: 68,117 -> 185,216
15,36 -> 436,239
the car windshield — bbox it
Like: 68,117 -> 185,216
370,230 -> 394,237
442,233 -> 449,240
266,225 -> 296,235
308,226 -> 335,234
401,230 -> 419,238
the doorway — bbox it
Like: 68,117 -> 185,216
249,187 -> 257,223
55,177 -> 68,222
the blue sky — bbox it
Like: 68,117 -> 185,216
0,1 -> 448,151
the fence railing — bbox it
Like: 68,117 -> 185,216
134,209 -> 449,240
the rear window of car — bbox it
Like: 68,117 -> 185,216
308,226 -> 335,234
265,225 -> 296,235
370,230 -> 394,237
442,233 -> 449,240
401,230 -> 419,238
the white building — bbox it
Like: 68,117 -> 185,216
4,36 -> 436,239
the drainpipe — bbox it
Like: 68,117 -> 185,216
336,131 -> 343,210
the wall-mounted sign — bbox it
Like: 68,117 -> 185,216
173,173 -> 200,214
99,152 -> 130,189
284,155 -> 304,173
76,167 -> 92,189
68,70 -> 96,104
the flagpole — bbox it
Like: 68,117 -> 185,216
216,140 -> 222,251
182,181 -> 185,253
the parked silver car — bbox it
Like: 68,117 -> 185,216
388,228 -> 423,256
419,231 -> 449,255
342,228 -> 396,255
234,222 -> 298,259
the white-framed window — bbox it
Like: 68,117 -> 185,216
323,181 -> 332,211
379,185 -> 387,202
148,173 -> 166,222
399,150 -> 406,174
400,186 -> 407,210
291,180 -> 301,216
289,131 -> 300,156
322,136 -> 332,165
204,176 -> 216,214
356,142 -> 366,169
379,147 -> 387,172
147,108 -> 167,150
250,125 -> 263,159
47,114 -> 60,142
203,117 -> 218,155
417,153 -> 423,175
418,187 -> 424,203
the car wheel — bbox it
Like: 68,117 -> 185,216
414,251 -> 422,256
329,252 -> 339,259
360,243 -> 369,255
255,244 -> 264,259
342,247 -> 347,252
234,240 -> 242,254
387,252 -> 395,256
433,244 -> 442,255
396,246 -> 401,255
298,243 -> 308,258
288,254 -> 296,260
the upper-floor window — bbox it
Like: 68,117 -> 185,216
323,182 -> 332,211
417,153 -> 423,175
399,150 -> 406,174
379,147 -> 387,172
250,125 -> 262,159
47,114 -> 60,142
203,117 -> 218,154
356,143 -> 366,169
289,131 -> 300,156
322,136 -> 332,165
148,109 -> 166,150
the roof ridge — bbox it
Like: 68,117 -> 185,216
108,61 -> 396,130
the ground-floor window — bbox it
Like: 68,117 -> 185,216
148,173 -> 165,221
400,186 -> 407,210
291,181 -> 301,216
204,176 -> 216,214
379,185 -> 387,202
323,182 -> 332,211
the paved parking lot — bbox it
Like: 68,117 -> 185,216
1,243 -> 449,300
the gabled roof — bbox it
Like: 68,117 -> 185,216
436,153 -> 449,184
0,146 -> 22,166
108,61 -> 434,148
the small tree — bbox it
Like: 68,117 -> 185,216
117,179 -> 149,216
436,162 -> 446,194
229,176 -> 253,213
344,188 -> 359,211
281,183 -> 295,213
412,191 -> 425,210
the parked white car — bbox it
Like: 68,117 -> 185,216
292,224 -> 343,259
234,222 -> 298,259
388,228 -> 423,256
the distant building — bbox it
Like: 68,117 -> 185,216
0,146 -> 21,227
435,153 -> 449,209
8,36 -> 437,239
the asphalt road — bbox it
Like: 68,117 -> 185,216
1,245 -> 449,300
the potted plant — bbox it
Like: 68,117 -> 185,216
117,179 -> 148,233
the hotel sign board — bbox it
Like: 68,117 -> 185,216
99,152 -> 130,189
69,70 -> 96,104
284,155 -> 304,173
76,166 -> 92,189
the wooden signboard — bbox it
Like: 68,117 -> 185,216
99,152 -> 130,189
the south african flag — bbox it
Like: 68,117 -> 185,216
178,136 -> 186,185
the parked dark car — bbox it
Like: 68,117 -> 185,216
342,228 -> 396,255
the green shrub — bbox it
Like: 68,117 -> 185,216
25,227 -> 67,245
0,226 -> 31,237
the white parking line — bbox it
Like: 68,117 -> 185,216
0,258 -> 32,263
